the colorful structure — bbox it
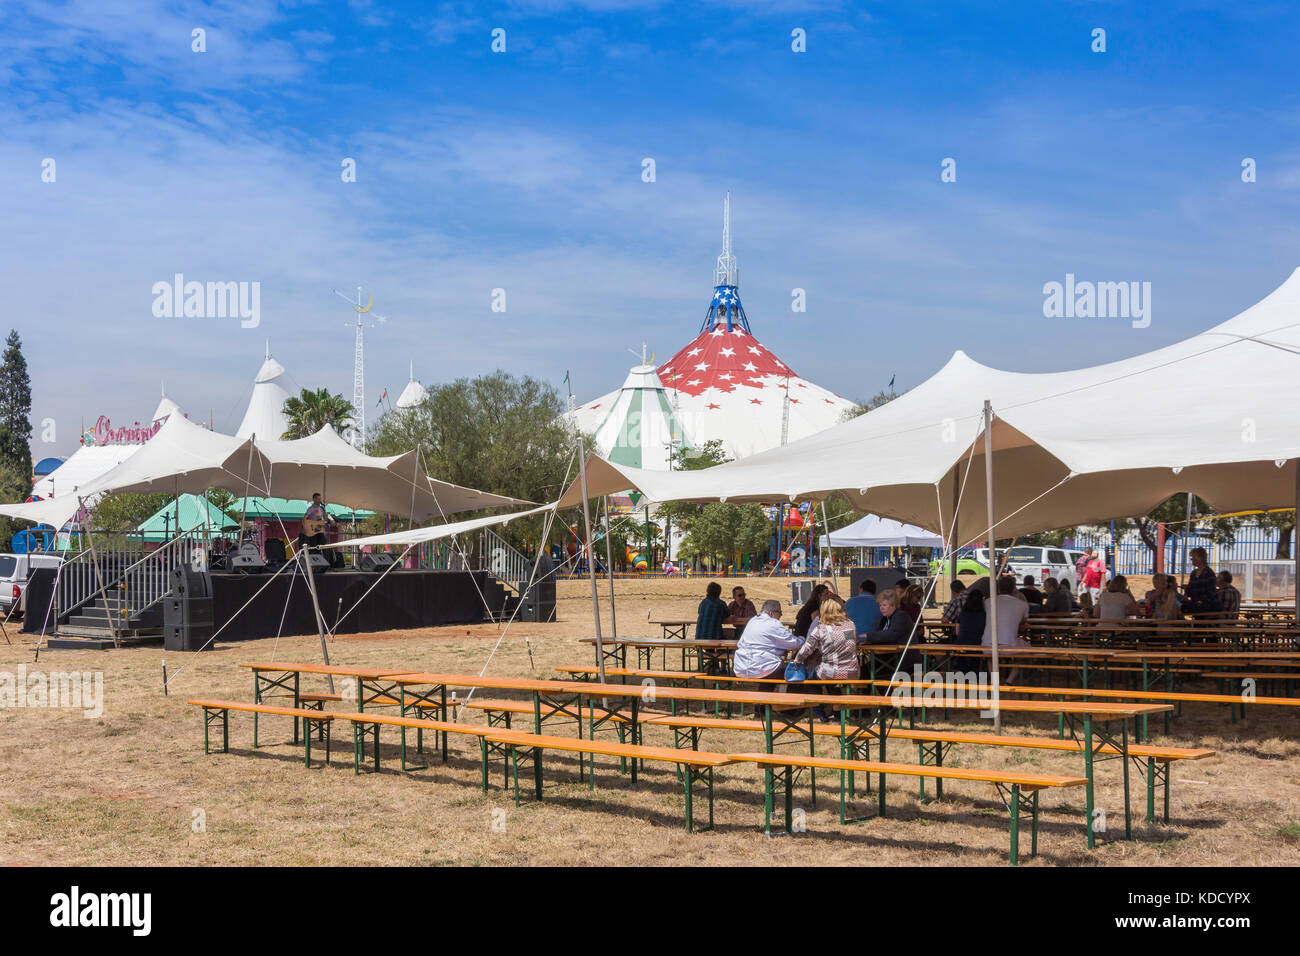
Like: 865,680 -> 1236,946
572,194 -> 854,462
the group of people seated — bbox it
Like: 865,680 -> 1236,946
710,576 -> 931,682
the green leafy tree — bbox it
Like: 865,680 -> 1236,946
1254,509 -> 1295,559
680,502 -> 772,570
368,370 -> 579,555
1125,494 -> 1246,565
839,387 -> 901,422
88,493 -> 174,534
281,388 -> 355,439
0,333 -> 33,548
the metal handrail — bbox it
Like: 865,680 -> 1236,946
479,527 -> 528,593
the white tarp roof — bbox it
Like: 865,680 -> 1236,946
322,501 -> 555,549
31,444 -> 141,499
820,514 -> 945,549
251,425 -> 530,518
395,362 -> 429,409
561,269 -> 1300,538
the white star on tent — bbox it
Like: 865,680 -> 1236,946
688,379 -> 702,386
718,373 -> 732,381
749,378 -> 765,386
743,362 -> 757,372
688,347 -> 703,357
695,362 -> 709,371
720,347 -> 735,358
732,327 -> 746,336
710,328 -> 726,337
747,346 -> 761,355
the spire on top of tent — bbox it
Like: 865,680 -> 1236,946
152,381 -> 181,423
701,192 -> 750,335
395,361 -> 429,409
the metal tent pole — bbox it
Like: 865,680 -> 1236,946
298,546 -> 335,693
604,496 -> 618,640
576,437 -> 607,684
982,400 -> 1000,734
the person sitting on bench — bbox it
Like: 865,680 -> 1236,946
733,600 -> 802,680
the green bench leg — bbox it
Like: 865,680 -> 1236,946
1146,757 -> 1155,823
479,737 -> 489,793
1010,783 -> 1020,866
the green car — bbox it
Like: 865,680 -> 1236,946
929,551 -> 990,577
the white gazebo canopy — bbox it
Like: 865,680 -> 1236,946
819,514 -> 944,549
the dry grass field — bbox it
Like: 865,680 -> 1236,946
2,573 -> 1298,867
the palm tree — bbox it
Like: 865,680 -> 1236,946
281,388 -> 355,439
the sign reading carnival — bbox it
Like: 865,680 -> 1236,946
83,415 -> 164,446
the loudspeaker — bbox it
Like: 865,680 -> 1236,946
520,579 -> 556,622
359,552 -> 398,572
790,579 -> 814,606
164,622 -> 214,652
849,567 -> 912,597
297,550 -> 330,570
228,541 -> 266,572
170,564 -> 212,599
164,596 -> 214,627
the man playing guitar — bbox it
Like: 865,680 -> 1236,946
298,493 -> 341,568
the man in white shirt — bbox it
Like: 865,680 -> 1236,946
732,600 -> 803,679
982,576 -> 1030,647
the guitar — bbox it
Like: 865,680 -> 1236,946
301,512 -> 329,537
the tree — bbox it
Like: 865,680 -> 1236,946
0,332 -> 33,549
680,502 -> 772,569
840,387 -> 901,422
1126,494 -> 1246,567
368,370 -> 579,555
281,388 -> 355,439
1255,509 -> 1295,559
88,493 -> 173,534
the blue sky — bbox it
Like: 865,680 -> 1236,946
4,0 -> 1300,457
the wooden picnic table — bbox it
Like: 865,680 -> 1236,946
238,661 -> 415,742
579,637 -> 738,672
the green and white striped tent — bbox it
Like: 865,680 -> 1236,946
590,363 -> 693,471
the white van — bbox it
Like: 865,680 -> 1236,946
0,552 -> 65,620
1002,546 -> 1077,589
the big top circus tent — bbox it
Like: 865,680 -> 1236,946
571,194 -> 855,463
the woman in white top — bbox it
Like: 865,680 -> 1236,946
1096,575 -> 1141,620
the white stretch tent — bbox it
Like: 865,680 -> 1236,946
322,501 -> 556,549
1,417 -> 528,528
32,444 -> 141,499
251,425 -> 529,519
819,515 -> 944,549
560,269 -> 1300,538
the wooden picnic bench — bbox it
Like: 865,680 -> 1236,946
485,729 -> 737,832
730,751 -> 1087,865
188,698 -> 337,768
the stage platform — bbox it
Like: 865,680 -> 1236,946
209,569 -> 499,641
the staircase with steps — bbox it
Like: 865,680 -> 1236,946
47,535 -> 194,649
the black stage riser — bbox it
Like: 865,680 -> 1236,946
209,570 -> 496,641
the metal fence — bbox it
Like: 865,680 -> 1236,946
1071,525 -> 1294,576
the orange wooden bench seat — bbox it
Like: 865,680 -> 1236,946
731,751 -> 1086,865
188,698 -> 338,767
643,713 -> 1213,825
299,692 -> 401,707
329,710 -> 506,778
485,729 -> 737,831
